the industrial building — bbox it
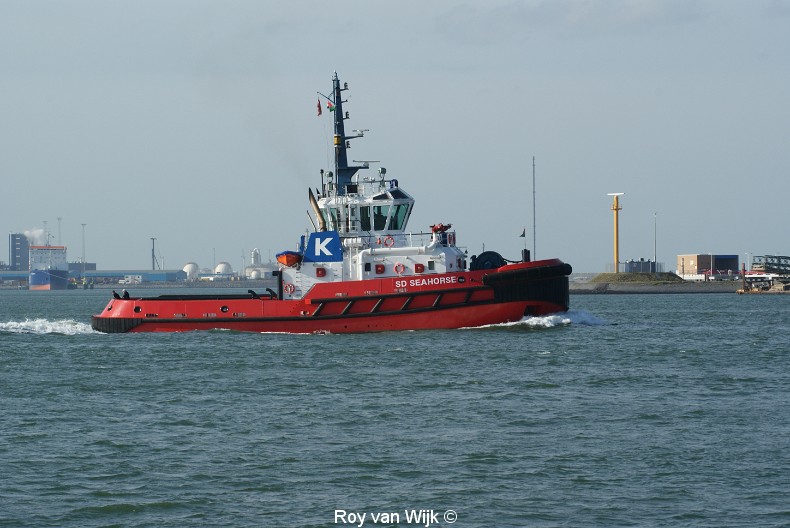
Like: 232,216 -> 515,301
69,261 -> 97,277
676,254 -> 739,280
8,233 -> 29,271
623,259 -> 661,273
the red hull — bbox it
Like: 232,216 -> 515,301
120,301 -> 536,333
91,260 -> 571,334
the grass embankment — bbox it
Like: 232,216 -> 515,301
590,272 -> 685,284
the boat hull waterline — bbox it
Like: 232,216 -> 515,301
91,261 -> 571,334
29,269 -> 70,291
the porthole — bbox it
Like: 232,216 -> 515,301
220,305 -> 229,313
134,306 -> 142,313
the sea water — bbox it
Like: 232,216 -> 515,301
1,289 -> 789,527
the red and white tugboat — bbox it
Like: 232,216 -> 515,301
91,72 -> 572,334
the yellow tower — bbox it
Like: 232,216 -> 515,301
608,193 -> 624,273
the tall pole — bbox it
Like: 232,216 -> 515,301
532,156 -> 536,259
81,223 -> 86,279
653,211 -> 657,271
151,238 -> 156,271
608,193 -> 624,273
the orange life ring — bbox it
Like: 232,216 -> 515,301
394,263 -> 405,274
384,235 -> 395,247
283,283 -> 295,294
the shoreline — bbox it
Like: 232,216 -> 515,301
570,280 -> 742,294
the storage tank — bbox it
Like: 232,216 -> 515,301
182,262 -> 199,280
214,261 -> 233,275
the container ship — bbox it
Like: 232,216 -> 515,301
91,72 -> 572,333
29,245 -> 69,291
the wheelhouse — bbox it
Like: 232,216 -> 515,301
318,171 -> 414,236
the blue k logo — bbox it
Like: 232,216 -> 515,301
302,231 -> 343,263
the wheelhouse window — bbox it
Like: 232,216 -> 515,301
360,206 -> 371,231
389,204 -> 411,231
328,207 -> 340,231
373,205 -> 390,230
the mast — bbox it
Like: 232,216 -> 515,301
608,193 -> 624,273
330,72 -> 367,195
532,156 -> 536,259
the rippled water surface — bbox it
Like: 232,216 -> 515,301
1,289 -> 789,527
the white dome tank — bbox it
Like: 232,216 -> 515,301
214,261 -> 233,275
182,262 -> 199,279
249,269 -> 262,280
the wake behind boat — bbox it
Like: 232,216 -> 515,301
91,72 -> 571,334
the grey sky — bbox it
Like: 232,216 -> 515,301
2,0 -> 788,272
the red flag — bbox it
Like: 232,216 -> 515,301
317,98 -> 322,116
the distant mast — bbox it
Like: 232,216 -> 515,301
532,156 -> 536,259
608,193 -> 624,273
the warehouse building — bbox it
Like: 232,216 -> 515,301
676,254 -> 739,280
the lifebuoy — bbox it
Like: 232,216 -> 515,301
384,235 -> 395,247
394,263 -> 405,274
283,283 -> 295,294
